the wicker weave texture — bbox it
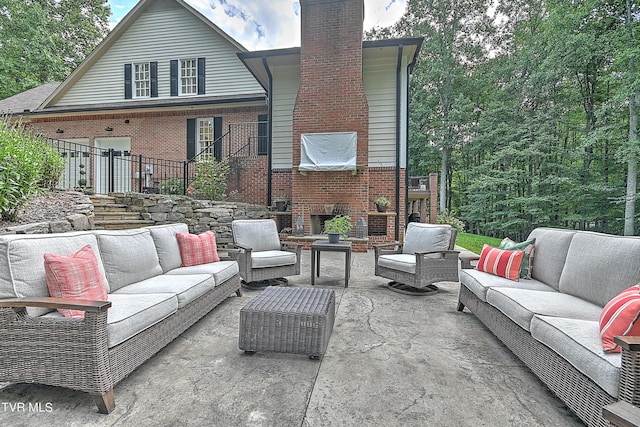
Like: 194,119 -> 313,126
0,273 -> 241,409
458,285 -> 616,427
239,287 -> 335,357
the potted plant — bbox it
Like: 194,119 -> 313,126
374,196 -> 391,212
323,215 -> 352,243
274,193 -> 289,212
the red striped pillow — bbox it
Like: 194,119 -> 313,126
176,231 -> 220,267
44,245 -> 108,318
476,244 -> 524,281
600,285 -> 640,353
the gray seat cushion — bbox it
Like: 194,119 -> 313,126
486,287 -> 602,331
166,261 -> 239,286
105,293 -> 177,348
113,274 -> 214,308
378,254 -> 416,274
251,250 -> 297,269
460,269 -> 556,302
530,315 -> 621,397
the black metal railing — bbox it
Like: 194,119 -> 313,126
47,120 -> 267,196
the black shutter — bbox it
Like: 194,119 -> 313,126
150,61 -> 158,97
187,118 -> 196,160
124,64 -> 132,99
197,57 -> 206,95
170,60 -> 178,96
258,114 -> 268,155
214,117 -> 222,161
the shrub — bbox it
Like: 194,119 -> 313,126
189,158 -> 230,200
437,211 -> 466,233
160,177 -> 185,195
0,117 -> 64,220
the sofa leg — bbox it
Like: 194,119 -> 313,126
236,288 -> 243,297
456,301 -> 465,312
92,389 -> 115,414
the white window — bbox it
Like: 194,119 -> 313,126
197,118 -> 215,159
134,63 -> 150,98
180,59 -> 197,95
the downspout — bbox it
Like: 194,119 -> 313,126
263,56 -> 274,206
395,44 -> 404,241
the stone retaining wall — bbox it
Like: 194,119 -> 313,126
1,192 -> 94,235
110,193 -> 270,243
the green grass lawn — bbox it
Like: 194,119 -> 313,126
455,232 -> 502,255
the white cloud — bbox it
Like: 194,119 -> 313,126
187,0 -> 406,51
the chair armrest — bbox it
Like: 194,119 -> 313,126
0,297 -> 111,313
218,246 -> 241,261
281,241 -> 302,251
374,242 -> 403,258
226,242 -> 253,255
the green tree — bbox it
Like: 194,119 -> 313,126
0,0 -> 111,100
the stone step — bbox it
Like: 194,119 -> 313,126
92,204 -> 129,213
89,195 -> 117,204
94,212 -> 143,221
93,220 -> 155,230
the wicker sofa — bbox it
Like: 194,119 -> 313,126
0,223 -> 241,414
457,227 -> 640,427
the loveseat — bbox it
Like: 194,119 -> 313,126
0,223 -> 241,414
457,227 -> 640,426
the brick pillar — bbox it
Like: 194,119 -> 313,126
291,0 -> 369,231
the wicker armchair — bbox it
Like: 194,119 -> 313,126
230,219 -> 302,286
374,223 -> 459,295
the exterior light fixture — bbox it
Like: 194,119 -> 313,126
56,129 -> 64,133
105,126 -> 113,131
355,217 -> 368,239
294,215 -> 305,237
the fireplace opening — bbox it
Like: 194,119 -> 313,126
308,203 -> 350,235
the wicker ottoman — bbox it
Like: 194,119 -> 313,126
239,287 -> 335,359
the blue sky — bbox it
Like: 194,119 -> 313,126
107,0 -> 407,51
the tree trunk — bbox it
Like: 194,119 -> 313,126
439,147 -> 449,213
624,92 -> 639,235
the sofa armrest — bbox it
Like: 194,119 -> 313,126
0,297 -> 111,313
603,401 -> 640,427
615,336 -> 640,411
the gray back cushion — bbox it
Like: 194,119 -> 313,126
95,228 -> 163,292
527,228 -> 576,290
559,231 -> 640,307
0,231 -> 106,316
402,223 -> 453,254
147,223 -> 189,272
232,220 -> 281,252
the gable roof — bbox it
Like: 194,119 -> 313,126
0,82 -> 60,115
40,0 -> 251,110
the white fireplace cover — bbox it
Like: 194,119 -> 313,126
299,132 -> 357,171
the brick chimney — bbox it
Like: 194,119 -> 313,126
292,0 -> 370,233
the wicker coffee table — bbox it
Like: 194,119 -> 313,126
239,287 -> 335,359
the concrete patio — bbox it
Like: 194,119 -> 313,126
0,249 -> 583,426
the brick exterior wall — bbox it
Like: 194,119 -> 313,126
30,106 -> 267,162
